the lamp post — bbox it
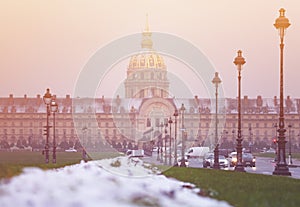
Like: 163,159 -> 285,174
273,123 -> 278,161
272,8 -> 291,176
159,122 -> 164,163
173,109 -> 179,165
198,107 -> 202,146
164,121 -> 168,165
249,126 -> 253,153
273,123 -> 278,140
168,117 -> 173,165
288,124 -> 293,165
156,133 -> 160,161
82,126 -> 88,162
232,129 -> 235,147
212,72 -> 222,169
180,103 -> 186,167
234,50 -> 246,172
43,88 -> 52,164
50,99 -> 58,164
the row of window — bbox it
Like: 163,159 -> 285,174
1,126 -> 298,137
1,121 -> 300,129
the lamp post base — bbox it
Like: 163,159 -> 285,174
234,164 -> 245,172
45,148 -> 49,164
273,164 -> 291,176
180,158 -> 186,167
213,145 -> 220,169
213,163 -> 220,169
288,154 -> 293,165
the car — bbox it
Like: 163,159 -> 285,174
65,147 -> 77,152
125,149 -> 144,157
242,153 -> 256,167
176,156 -> 189,167
266,148 -> 276,153
227,152 -> 256,167
218,149 -> 231,158
186,147 -> 210,158
203,153 -> 229,168
227,152 -> 238,167
203,153 -> 214,168
152,147 -> 158,152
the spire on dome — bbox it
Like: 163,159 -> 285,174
141,14 -> 153,49
145,13 -> 149,32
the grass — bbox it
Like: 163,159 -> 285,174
164,167 -> 300,207
2,151 -> 300,207
0,151 -> 83,179
0,151 -> 120,179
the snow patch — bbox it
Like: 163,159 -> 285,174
0,157 -> 232,207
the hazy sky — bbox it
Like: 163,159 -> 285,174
0,0 -> 299,99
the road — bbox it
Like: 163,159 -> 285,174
144,153 -> 300,179
189,156 -> 300,178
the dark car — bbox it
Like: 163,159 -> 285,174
228,152 -> 256,167
242,153 -> 256,167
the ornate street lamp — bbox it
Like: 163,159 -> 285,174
82,126 -> 88,162
212,72 -> 222,169
272,123 -> 278,161
43,88 -> 52,164
248,126 -> 253,153
180,103 -> 186,167
168,117 -> 173,165
164,121 -> 168,165
232,129 -> 235,147
50,99 -> 58,163
129,106 -> 136,143
159,122 -> 164,163
173,109 -> 179,165
288,124 -> 293,165
273,8 -> 291,176
234,50 -> 246,172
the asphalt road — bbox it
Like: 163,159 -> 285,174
188,156 -> 300,178
144,153 -> 300,179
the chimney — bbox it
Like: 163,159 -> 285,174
243,95 -> 249,108
36,94 -> 41,106
8,94 -> 14,105
194,95 -> 199,105
256,95 -> 263,107
274,96 -> 278,107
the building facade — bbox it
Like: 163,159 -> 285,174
1,24 -> 300,153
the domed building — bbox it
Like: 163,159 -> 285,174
125,21 -> 169,99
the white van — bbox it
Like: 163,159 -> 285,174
186,147 -> 210,158
125,149 -> 144,157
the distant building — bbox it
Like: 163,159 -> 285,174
1,22 -> 300,152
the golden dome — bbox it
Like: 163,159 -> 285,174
128,52 -> 166,70
128,15 -> 166,70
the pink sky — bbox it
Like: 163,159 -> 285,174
0,0 -> 299,99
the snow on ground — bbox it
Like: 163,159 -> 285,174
0,157 -> 232,207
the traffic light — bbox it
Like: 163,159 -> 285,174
43,126 -> 48,136
273,138 -> 277,144
43,126 -> 51,136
